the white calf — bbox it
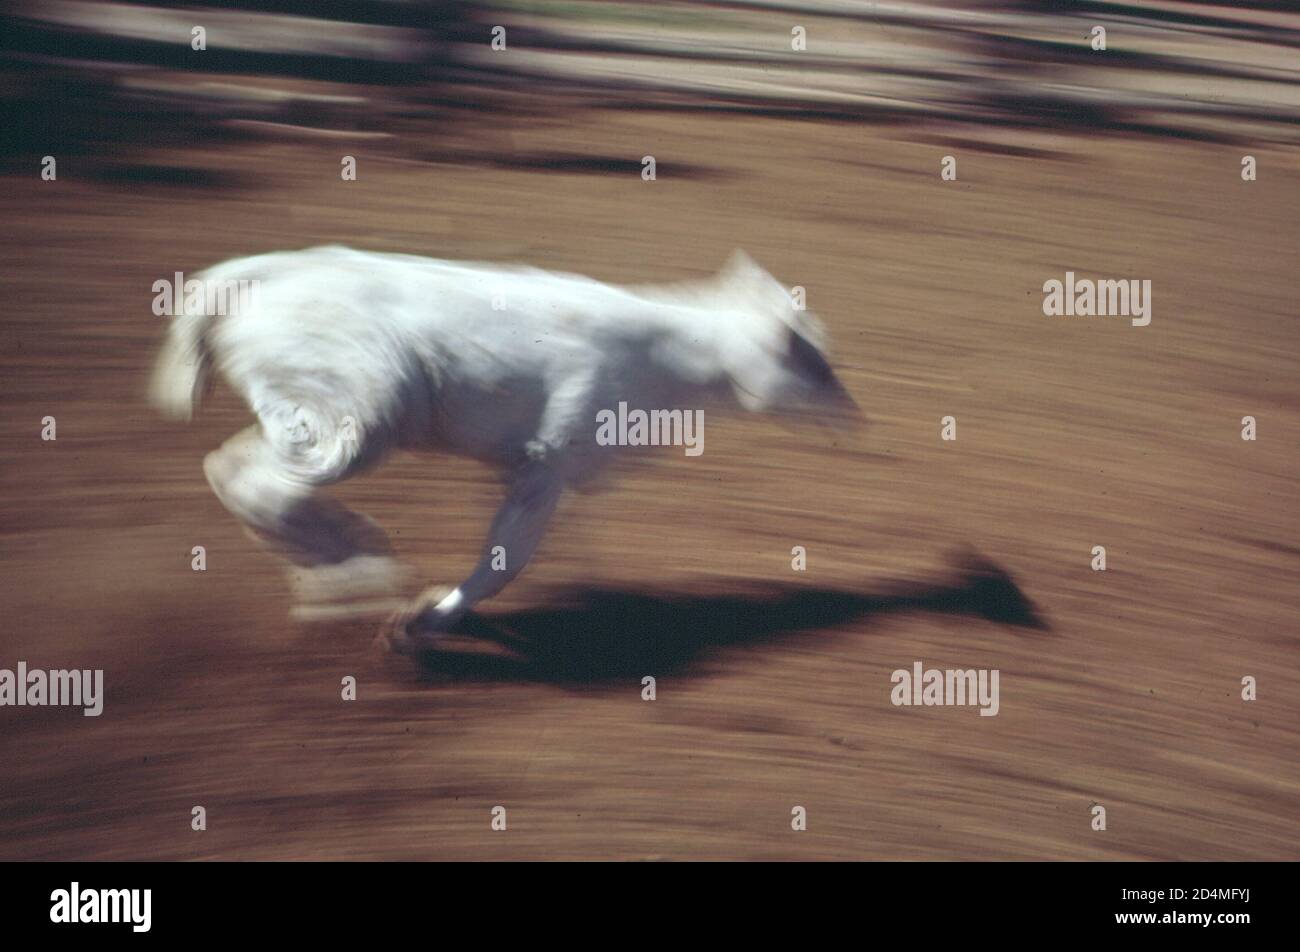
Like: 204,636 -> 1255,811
150,246 -> 858,646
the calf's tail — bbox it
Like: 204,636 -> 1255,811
148,287 -> 214,422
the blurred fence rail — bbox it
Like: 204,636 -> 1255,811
2,0 -> 1298,173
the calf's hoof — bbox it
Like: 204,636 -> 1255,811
376,585 -> 463,655
289,556 -> 410,621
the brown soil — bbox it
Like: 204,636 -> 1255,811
1,110 -> 1296,859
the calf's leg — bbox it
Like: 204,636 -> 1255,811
396,460 -> 564,647
203,420 -> 405,618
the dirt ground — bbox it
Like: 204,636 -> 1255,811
1,108 -> 1297,860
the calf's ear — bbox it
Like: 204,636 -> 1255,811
717,249 -> 767,291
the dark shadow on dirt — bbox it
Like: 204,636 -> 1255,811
94,163 -> 252,188
402,149 -> 725,178
408,552 -> 1047,685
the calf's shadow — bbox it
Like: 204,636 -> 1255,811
406,553 -> 1047,686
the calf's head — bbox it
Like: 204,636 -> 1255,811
714,251 -> 861,425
